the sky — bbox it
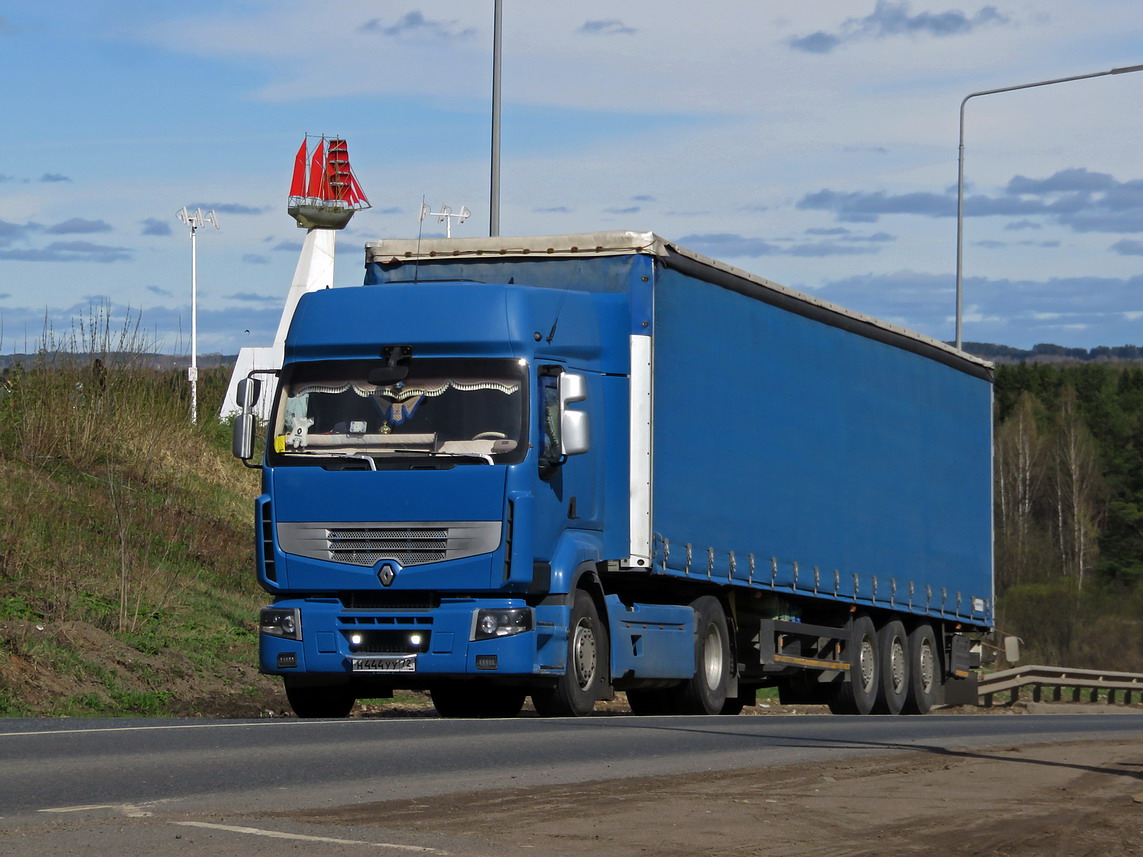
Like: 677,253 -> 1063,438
2,1 -> 1143,356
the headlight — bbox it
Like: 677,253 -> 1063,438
473,607 -> 532,641
260,607 -> 302,640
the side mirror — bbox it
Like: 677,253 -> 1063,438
232,413 -> 256,460
235,377 -> 262,408
231,377 -> 260,461
559,373 -> 589,456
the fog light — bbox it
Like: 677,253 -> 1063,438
475,655 -> 498,670
277,652 -> 298,668
473,607 -> 532,641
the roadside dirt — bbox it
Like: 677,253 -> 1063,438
284,735 -> 1143,857
0,620 -> 282,717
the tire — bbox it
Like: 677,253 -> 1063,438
874,619 -> 908,715
532,590 -> 608,716
625,688 -> 676,716
828,614 -> 878,715
670,595 -> 731,715
902,623 -> 939,715
431,684 -> 527,718
285,683 -> 356,718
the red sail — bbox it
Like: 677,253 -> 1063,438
345,172 -> 369,207
307,140 -> 328,200
326,139 -> 351,202
289,139 -> 307,197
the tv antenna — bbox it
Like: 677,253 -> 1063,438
176,206 -> 219,424
419,202 -> 470,238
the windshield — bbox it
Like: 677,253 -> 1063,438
270,357 -> 528,467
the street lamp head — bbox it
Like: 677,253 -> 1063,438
954,61 -> 1143,350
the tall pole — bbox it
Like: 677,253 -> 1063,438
176,207 -> 219,423
955,63 -> 1143,350
489,0 -> 503,237
190,221 -> 198,423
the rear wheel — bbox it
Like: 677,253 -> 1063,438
874,619 -> 908,715
284,683 -> 356,718
828,614 -> 878,715
902,623 -> 939,715
532,590 -> 608,716
670,596 -> 731,715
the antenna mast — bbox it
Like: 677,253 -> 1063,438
420,202 -> 471,238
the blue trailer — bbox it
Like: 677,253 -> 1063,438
232,231 -> 994,717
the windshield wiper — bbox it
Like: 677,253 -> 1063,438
383,448 -> 495,465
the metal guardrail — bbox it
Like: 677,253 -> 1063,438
978,664 -> 1143,707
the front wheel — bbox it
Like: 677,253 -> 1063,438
670,595 -> 731,715
284,682 -> 356,718
532,590 -> 608,716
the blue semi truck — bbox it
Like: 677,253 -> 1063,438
232,231 -> 994,718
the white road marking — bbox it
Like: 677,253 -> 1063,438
174,822 -> 449,853
0,718 -> 382,739
39,803 -> 153,817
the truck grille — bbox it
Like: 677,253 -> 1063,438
328,527 -> 448,566
277,520 -> 501,568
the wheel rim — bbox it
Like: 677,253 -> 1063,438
702,625 -> 724,690
918,637 -> 935,693
571,618 -> 597,690
858,636 -> 876,692
890,636 -> 907,693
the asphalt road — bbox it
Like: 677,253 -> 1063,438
4,711 -> 1143,825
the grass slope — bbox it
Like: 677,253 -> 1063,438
0,357 -> 282,716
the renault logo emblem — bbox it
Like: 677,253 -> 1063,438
378,563 -> 396,587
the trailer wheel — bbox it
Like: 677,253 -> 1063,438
902,623 -> 939,715
670,595 -> 731,715
431,684 -> 527,718
828,614 -> 878,715
874,620 -> 908,715
284,683 -> 356,718
532,590 -> 608,716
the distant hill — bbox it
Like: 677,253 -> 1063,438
0,352 -> 237,372
958,342 -> 1143,364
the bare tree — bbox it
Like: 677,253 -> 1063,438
995,392 -> 1049,588
1050,387 -> 1105,589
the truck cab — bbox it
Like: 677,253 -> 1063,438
238,279 -> 653,717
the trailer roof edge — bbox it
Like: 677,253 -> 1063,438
364,231 -> 993,379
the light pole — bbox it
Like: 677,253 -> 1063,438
176,207 -> 219,423
954,63 -> 1143,350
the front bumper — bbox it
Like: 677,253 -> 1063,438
259,597 -> 567,683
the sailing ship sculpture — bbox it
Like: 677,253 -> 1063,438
220,135 -> 370,419
287,136 -> 371,230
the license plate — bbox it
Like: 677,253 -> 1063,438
351,655 -> 417,673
